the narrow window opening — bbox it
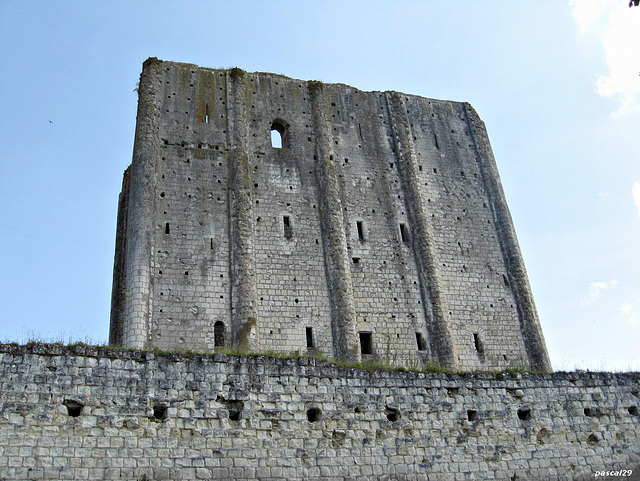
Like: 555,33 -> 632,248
399,223 -> 409,244
473,333 -> 484,356
503,274 -> 510,287
165,223 -> 170,234
270,120 -> 288,148
283,215 -> 292,239
210,238 -> 214,249
205,103 -> 210,124
271,129 -> 282,148
359,332 -> 373,355
307,407 -> 321,423
434,133 -> 440,150
214,321 -> 225,348
64,400 -> 84,418
415,332 -> 426,351
467,409 -> 478,421
356,221 -> 364,241
306,327 -> 314,348
153,405 -> 167,421
517,408 -> 531,421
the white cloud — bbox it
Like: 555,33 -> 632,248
570,0 -> 640,116
632,181 -> 640,216
621,303 -> 639,325
570,0 -> 617,33
580,280 -> 618,307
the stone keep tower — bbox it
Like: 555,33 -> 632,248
110,58 -> 551,372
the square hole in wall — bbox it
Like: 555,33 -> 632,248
307,407 -> 322,423
517,408 -> 531,421
153,405 -> 167,421
64,400 -> 84,418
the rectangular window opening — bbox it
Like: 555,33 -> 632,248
356,221 -> 364,241
306,327 -> 314,348
473,333 -> 484,356
399,223 -> 408,244
359,332 -> 373,355
352,257 -> 360,265
415,332 -> 426,351
205,103 -> 210,124
214,322 -> 225,348
283,215 -> 292,239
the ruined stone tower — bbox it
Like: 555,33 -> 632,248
110,58 -> 551,372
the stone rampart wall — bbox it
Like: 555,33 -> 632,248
0,343 -> 638,480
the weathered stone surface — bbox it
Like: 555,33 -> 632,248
0,344 -> 638,480
111,58 -> 551,371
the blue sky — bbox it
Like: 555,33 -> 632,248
1,1 -> 638,371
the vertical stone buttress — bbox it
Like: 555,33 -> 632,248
309,82 -> 360,363
120,58 -> 163,349
463,104 -> 552,372
387,92 -> 456,368
227,69 -> 258,348
109,166 -> 131,346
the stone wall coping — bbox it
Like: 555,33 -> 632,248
1,342 -> 638,385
